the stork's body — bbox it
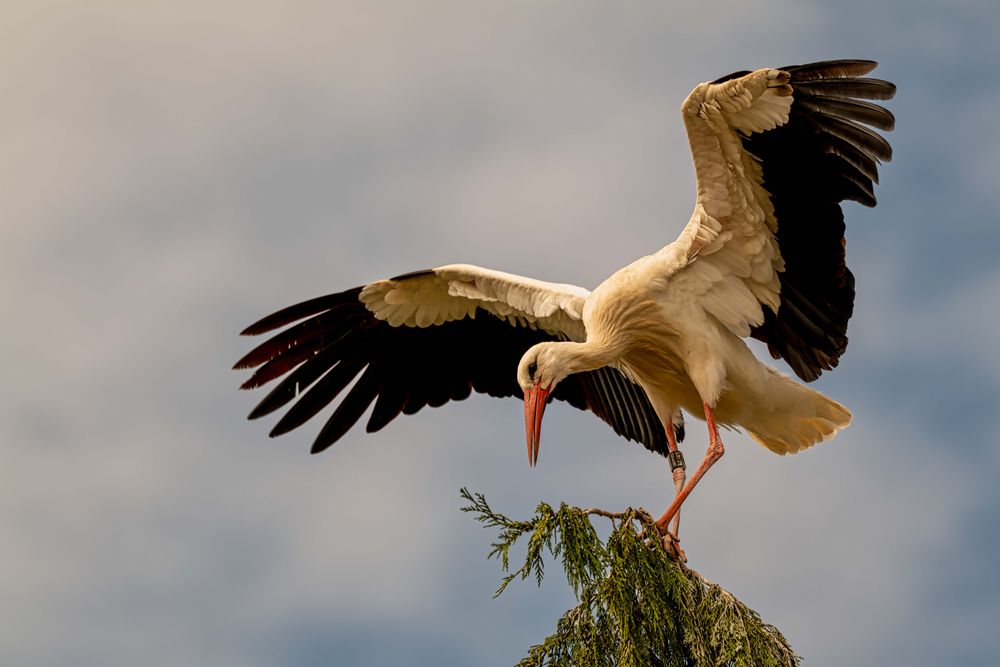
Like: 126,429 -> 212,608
577,251 -> 848,456
519,239 -> 850,533
236,60 -> 894,545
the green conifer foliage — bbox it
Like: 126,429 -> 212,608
461,489 -> 800,667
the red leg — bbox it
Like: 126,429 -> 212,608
665,419 -> 685,537
656,402 -> 725,533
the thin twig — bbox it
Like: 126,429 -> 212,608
581,508 -> 630,520
581,507 -> 656,525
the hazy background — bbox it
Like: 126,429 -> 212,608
4,1 -> 999,665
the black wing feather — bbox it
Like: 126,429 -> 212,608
270,356 -> 369,437
795,96 -> 895,131
721,59 -> 895,381
780,59 -> 878,80
366,379 -> 410,433
793,77 -> 896,101
312,363 -> 384,453
246,344 -> 348,419
237,280 -> 670,457
239,290 -> 360,336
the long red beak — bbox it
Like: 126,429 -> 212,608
524,382 -> 550,467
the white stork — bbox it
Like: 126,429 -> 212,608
235,60 -> 894,540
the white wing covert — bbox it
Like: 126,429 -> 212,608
658,61 -> 894,380
359,264 -> 589,340
662,68 -> 793,338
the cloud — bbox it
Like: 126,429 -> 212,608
3,1 -> 999,665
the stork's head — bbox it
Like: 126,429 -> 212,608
517,343 -> 573,467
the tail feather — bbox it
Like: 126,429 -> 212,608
743,372 -> 852,455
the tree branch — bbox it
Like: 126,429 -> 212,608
461,487 -> 800,667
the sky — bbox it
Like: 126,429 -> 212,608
3,1 -> 1000,665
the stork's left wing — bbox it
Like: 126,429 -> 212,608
661,60 -> 895,381
234,265 -> 672,456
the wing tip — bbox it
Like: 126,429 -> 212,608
233,352 -> 264,371
238,288 -> 364,337
786,59 -> 880,79
310,438 -> 334,454
247,404 -> 270,420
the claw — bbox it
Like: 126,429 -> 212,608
660,530 -> 687,562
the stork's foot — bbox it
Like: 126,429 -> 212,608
659,527 -> 686,563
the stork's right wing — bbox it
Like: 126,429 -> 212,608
659,60 -> 894,381
234,265 -> 671,456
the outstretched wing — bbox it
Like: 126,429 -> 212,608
235,264 -> 671,456
662,60 -> 895,381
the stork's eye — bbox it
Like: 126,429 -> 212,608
528,361 -> 537,378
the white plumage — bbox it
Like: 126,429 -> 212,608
360,265 -> 588,336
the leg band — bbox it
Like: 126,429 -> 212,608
668,450 -> 686,471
